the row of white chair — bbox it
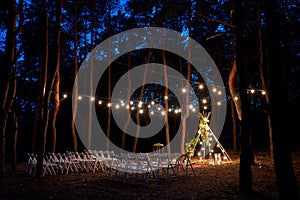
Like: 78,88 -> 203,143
107,152 -> 195,186
25,150 -> 115,176
25,150 -> 195,183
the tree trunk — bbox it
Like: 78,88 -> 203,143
50,72 -> 59,153
181,57 -> 191,154
265,0 -> 298,199
162,31 -> 170,153
87,1 -> 95,150
234,0 -> 253,193
71,0 -> 78,152
228,60 -> 242,121
121,53 -> 132,149
11,112 -> 18,171
132,46 -> 153,153
106,2 -> 112,150
180,1 -> 192,154
9,65 -> 18,171
256,2 -> 273,158
35,0 -> 49,178
228,59 -> 240,153
230,99 -> 237,152
49,0 -> 62,153
0,0 -> 18,195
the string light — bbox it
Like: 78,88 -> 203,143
60,81 -> 267,118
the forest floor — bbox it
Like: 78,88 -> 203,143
1,150 -> 300,200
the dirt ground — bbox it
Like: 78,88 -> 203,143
1,151 -> 300,200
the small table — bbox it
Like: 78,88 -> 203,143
153,143 -> 164,153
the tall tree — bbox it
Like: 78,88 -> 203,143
35,0 -> 50,178
257,2 -> 273,158
35,0 -> 63,177
106,1 -> 112,150
87,0 -> 95,149
71,0 -> 78,152
265,0 -> 298,199
0,0 -> 19,195
233,0 -> 253,193
49,0 -> 63,153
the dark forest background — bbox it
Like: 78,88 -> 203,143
0,0 -> 299,198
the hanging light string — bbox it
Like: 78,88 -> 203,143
60,80 -> 267,118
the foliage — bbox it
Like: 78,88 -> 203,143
185,112 -> 209,158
